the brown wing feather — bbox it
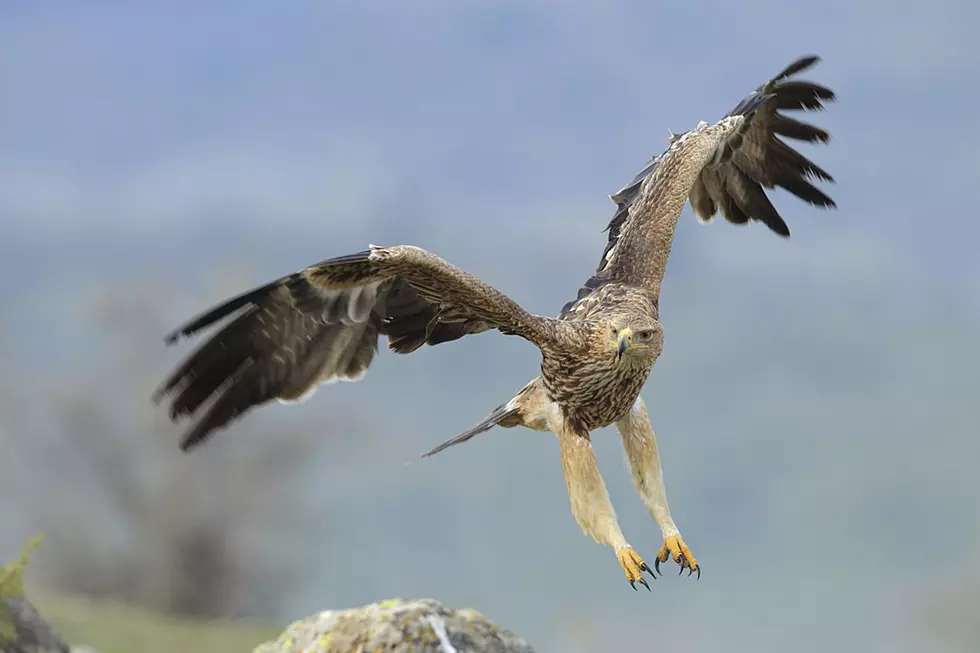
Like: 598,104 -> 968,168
153,274 -> 385,451
154,245 -> 552,450
305,246 -> 550,342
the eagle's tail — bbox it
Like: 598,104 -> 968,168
419,402 -> 521,459
418,377 -> 553,458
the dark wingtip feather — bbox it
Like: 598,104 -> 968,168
773,222 -> 791,238
176,358 -> 257,452
772,82 -> 836,112
152,280 -> 284,407
777,172 -> 837,208
773,55 -> 820,82
179,412 -> 226,452
162,280 -> 281,346
177,407 -> 223,452
772,115 -> 831,144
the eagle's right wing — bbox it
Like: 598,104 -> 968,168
154,245 -> 554,450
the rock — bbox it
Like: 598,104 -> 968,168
1,537 -> 72,653
253,598 -> 535,653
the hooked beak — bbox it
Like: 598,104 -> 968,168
616,328 -> 633,361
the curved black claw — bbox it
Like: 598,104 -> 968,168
640,562 -> 657,581
629,568 -> 652,591
654,547 -> 701,579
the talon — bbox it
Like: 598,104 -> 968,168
657,534 -> 699,580
654,557 -> 661,575
616,546 -> 653,592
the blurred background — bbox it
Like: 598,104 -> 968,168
2,1 -> 978,652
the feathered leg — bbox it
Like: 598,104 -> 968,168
557,421 -> 656,590
617,397 -> 700,578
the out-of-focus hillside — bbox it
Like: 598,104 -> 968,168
1,2 -> 978,653
35,593 -> 278,653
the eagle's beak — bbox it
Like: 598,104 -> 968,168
617,328 -> 633,360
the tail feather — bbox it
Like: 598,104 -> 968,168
420,403 -> 520,459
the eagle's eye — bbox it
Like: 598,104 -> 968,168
636,329 -> 653,341
611,327 -> 619,337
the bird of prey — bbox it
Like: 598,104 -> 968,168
153,55 -> 836,590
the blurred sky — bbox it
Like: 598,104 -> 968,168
2,2 -> 979,652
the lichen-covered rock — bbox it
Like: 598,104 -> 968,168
253,598 -> 535,653
1,536 -> 72,653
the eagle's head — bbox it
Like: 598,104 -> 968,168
607,319 -> 663,364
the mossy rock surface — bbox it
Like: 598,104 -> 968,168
1,536 -> 76,653
253,598 -> 535,653
0,537 -> 42,644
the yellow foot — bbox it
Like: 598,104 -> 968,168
656,534 -> 700,579
615,546 -> 656,591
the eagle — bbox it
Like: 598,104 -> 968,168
153,55 -> 836,590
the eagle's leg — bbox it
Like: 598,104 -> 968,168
557,422 -> 655,590
616,397 -> 700,578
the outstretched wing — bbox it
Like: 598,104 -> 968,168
561,55 -> 836,316
154,245 -> 553,450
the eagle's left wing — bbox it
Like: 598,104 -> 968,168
615,55 -> 835,236
561,55 -> 836,315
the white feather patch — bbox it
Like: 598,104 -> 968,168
604,243 -> 617,262
276,386 -> 319,405
347,281 -> 380,323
